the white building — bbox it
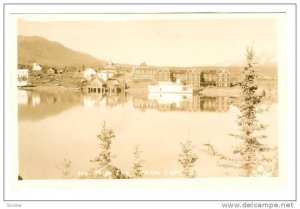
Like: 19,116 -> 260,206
32,63 -> 42,71
17,69 -> 29,87
83,68 -> 96,81
17,69 -> 29,78
148,81 -> 193,94
97,70 -> 115,81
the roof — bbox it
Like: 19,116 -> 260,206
98,69 -> 116,73
170,69 -> 186,74
202,70 -> 217,74
186,68 -> 201,73
139,62 -> 148,67
217,69 -> 229,74
88,76 -> 106,85
157,68 -> 170,73
107,79 -> 121,86
85,67 -> 96,71
104,63 -> 117,69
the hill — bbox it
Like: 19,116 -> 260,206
18,36 -> 107,67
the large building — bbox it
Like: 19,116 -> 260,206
216,69 -> 230,87
202,70 -> 217,86
202,69 -> 231,87
157,68 -> 202,89
132,64 -> 230,88
186,69 -> 201,89
171,70 -> 187,84
157,68 -> 171,82
132,62 -> 157,81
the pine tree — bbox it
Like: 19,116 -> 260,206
202,47 -> 274,176
132,144 -> 144,178
57,153 -> 72,178
178,140 -> 198,178
231,46 -> 270,176
90,122 -> 130,179
91,121 -> 115,169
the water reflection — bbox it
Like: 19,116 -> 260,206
134,93 -> 231,112
18,90 -> 233,117
82,93 -> 129,107
18,89 -> 277,179
18,90 -> 82,106
18,90 -> 83,121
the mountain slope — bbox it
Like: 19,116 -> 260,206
18,36 -> 106,67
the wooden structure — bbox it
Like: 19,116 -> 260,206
86,77 -> 106,93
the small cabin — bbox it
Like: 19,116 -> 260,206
32,63 -> 42,71
47,68 -> 57,74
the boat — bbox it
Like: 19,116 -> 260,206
148,81 -> 193,94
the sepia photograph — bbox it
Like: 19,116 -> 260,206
17,14 -> 279,180
2,2 -> 297,204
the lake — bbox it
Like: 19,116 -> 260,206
18,89 -> 278,179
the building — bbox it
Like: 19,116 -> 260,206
96,63 -> 118,81
103,62 -> 118,74
106,79 -> 122,93
171,70 -> 187,84
186,69 -> 201,89
202,69 -> 231,87
202,70 -> 217,86
97,70 -> 116,81
132,62 -> 157,82
18,69 -> 29,79
47,68 -> 57,74
216,69 -> 230,87
17,69 -> 29,87
157,68 -> 171,82
86,76 -> 106,93
83,68 -> 97,81
32,63 -> 42,71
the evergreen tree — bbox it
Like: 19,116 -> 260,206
231,46 -> 269,176
90,122 -> 130,179
57,153 -> 72,178
132,144 -> 144,178
202,47 -> 275,176
91,121 -> 115,169
178,140 -> 198,178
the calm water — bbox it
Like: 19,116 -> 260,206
18,90 -> 278,179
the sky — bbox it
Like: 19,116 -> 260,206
18,15 -> 279,67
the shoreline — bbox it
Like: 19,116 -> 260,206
19,85 -> 81,92
19,85 -> 277,100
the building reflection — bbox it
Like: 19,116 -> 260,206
18,90 -> 82,106
82,92 -> 129,107
133,94 -> 231,112
18,91 -> 41,106
18,90 -> 29,105
18,90 -> 230,112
